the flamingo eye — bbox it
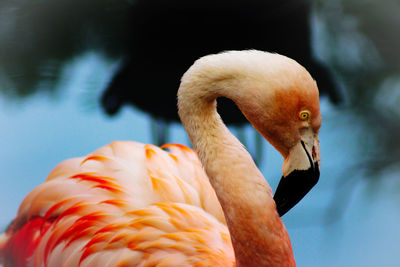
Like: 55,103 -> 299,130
299,110 -> 311,121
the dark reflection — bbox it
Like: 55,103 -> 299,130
100,0 -> 341,148
101,0 -> 341,126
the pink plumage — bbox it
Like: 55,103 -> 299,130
1,142 -> 234,266
0,50 -> 321,267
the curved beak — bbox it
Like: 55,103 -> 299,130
273,129 -> 320,216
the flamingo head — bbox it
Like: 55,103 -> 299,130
237,53 -> 321,216
270,85 -> 321,217
181,50 -> 321,216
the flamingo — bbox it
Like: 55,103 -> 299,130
0,50 -> 321,267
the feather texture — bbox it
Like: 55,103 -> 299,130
1,142 -> 234,267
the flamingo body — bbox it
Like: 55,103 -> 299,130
1,50 -> 321,266
1,142 -> 234,266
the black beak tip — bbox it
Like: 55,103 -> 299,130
273,164 -> 320,217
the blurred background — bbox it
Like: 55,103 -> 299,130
0,0 -> 399,266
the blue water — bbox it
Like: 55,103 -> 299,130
1,53 -> 399,267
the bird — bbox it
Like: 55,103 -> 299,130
0,50 -> 321,266
101,0 -> 338,146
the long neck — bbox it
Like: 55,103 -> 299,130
178,70 -> 295,266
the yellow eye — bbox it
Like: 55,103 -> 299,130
299,110 -> 311,121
